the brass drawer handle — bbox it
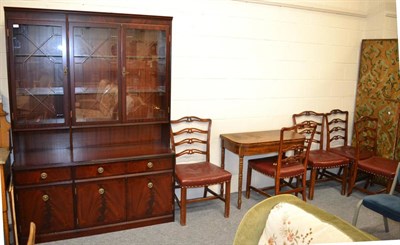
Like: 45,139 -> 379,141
42,194 -> 49,202
98,188 -> 105,195
40,172 -> 48,180
147,162 -> 153,169
147,182 -> 153,189
97,167 -> 104,174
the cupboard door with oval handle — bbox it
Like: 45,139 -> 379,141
75,178 -> 126,228
126,172 -> 173,220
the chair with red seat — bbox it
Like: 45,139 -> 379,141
293,111 -> 350,200
170,116 -> 231,226
245,121 -> 316,201
325,109 -> 374,194
348,116 -> 399,195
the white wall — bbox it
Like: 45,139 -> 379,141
0,1 -> 397,242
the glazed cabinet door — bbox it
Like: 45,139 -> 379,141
126,172 -> 173,220
15,184 -> 74,237
75,178 -> 126,228
70,23 -> 120,124
6,18 -> 68,128
123,25 -> 170,122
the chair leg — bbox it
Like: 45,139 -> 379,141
224,181 -> 231,218
180,187 -> 187,226
308,168 -> 317,200
341,166 -> 348,195
219,181 -> 225,197
274,177 -> 280,196
386,179 -> 393,194
347,165 -> 357,196
301,174 -> 307,201
245,166 -> 252,198
294,177 -> 299,197
352,199 -> 363,226
383,216 -> 389,232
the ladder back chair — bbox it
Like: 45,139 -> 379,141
170,116 -> 231,226
326,109 -> 373,193
348,116 -> 399,195
293,111 -> 350,200
245,121 -> 316,201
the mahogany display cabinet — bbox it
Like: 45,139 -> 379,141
4,7 -> 174,243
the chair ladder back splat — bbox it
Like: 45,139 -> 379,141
293,111 -> 325,150
355,116 -> 378,156
171,116 -> 211,162
326,109 -> 349,151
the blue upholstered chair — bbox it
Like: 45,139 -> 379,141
352,162 -> 400,232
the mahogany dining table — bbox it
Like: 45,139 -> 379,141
220,130 -> 305,209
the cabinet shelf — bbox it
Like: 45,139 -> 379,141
126,56 -> 166,60
74,55 -> 117,59
16,87 -> 64,96
14,54 -> 63,58
127,87 -> 166,93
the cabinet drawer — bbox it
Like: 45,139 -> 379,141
126,158 -> 172,174
74,162 -> 126,179
14,167 -> 71,185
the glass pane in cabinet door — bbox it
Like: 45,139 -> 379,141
12,24 -> 66,126
125,29 -> 167,121
72,26 -> 119,123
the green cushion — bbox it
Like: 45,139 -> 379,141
233,194 -> 378,245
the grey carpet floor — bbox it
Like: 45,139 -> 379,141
41,182 -> 400,244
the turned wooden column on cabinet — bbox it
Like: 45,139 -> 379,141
5,7 -> 174,244
354,39 -> 400,160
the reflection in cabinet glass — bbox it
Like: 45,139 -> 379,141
11,22 -> 67,127
72,26 -> 119,122
125,28 -> 167,121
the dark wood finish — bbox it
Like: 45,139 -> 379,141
5,7 -> 174,243
245,122 -> 316,201
220,130 -> 305,209
74,162 -> 126,179
15,183 -> 75,235
14,167 -> 72,185
170,116 -> 231,226
76,178 -> 126,228
125,158 -> 173,173
126,172 -> 173,220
